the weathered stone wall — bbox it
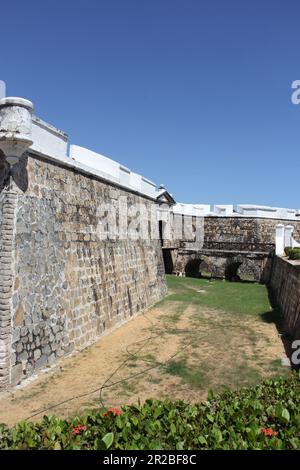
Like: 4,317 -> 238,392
269,257 -> 300,340
0,152 -> 167,389
162,215 -> 300,253
204,217 -> 300,247
0,181 -> 17,389
173,250 -> 268,281
160,214 -> 203,250
163,216 -> 300,280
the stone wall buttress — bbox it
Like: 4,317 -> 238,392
0,178 -> 18,390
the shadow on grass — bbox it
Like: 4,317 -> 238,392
198,275 -> 257,284
259,288 -> 283,327
260,308 -> 283,325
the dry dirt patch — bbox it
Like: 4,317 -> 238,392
0,283 -> 287,426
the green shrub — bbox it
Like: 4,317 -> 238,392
284,247 -> 293,257
0,373 -> 299,450
289,248 -> 300,260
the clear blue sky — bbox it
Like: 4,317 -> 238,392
1,0 -> 299,207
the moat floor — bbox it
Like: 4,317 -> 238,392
0,276 -> 288,426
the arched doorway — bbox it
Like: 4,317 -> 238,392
185,258 -> 201,278
225,260 -> 242,281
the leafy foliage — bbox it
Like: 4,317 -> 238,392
288,248 -> 300,260
1,373 -> 299,450
284,247 -> 293,257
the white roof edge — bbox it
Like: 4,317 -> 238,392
171,202 -> 299,221
142,175 -> 156,186
32,115 -> 68,140
120,164 -> 131,173
238,204 -> 296,211
69,144 -> 158,197
28,148 -> 157,201
27,116 -> 299,216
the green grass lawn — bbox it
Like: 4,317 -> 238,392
165,274 -> 274,317
145,275 -> 288,396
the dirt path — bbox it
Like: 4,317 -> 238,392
0,289 -> 287,427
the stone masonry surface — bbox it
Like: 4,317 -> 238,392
0,152 -> 167,389
203,217 -> 300,246
1,92 -> 300,393
161,215 -> 300,251
0,176 -> 17,389
1,150 -> 300,390
269,256 -> 300,340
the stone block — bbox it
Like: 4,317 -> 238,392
11,363 -> 24,386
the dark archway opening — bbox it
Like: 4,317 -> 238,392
185,259 -> 201,278
225,261 -> 242,281
162,249 -> 174,274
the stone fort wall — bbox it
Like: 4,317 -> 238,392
269,257 -> 300,340
203,217 -> 300,247
0,152 -> 166,390
161,215 -> 300,252
1,93 -> 299,392
162,216 -> 300,279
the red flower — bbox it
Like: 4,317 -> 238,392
261,427 -> 278,437
102,407 -> 122,417
72,425 -> 87,435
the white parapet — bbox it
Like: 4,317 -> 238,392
31,116 -> 68,159
212,204 -> 234,216
130,172 -> 142,192
1,90 -> 298,218
70,144 -> 157,198
276,224 -> 300,252
285,225 -> 294,248
0,81 -> 6,99
237,204 -> 299,220
141,176 -> 156,195
193,204 -> 211,215
70,144 -> 120,178
172,202 -> 210,217
276,224 -> 285,256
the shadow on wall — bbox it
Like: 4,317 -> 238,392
225,256 -> 263,282
260,287 -> 299,372
182,256 -> 263,283
0,153 -> 28,193
162,249 -> 174,274
0,151 -> 9,190
185,259 -> 201,278
225,261 -> 242,282
183,258 -> 219,279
